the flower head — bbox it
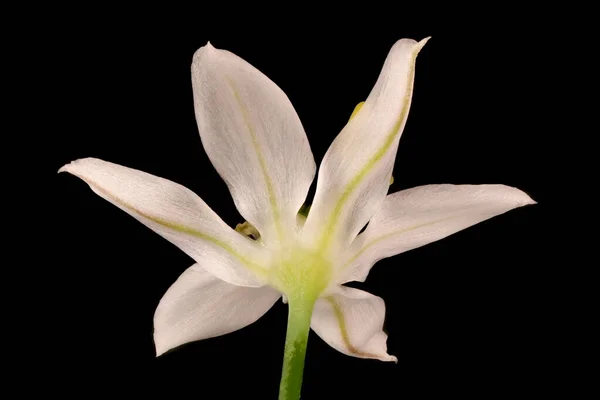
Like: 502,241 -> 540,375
60,38 -> 535,381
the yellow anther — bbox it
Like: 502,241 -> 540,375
349,101 -> 365,121
390,175 -> 394,185
235,221 -> 261,241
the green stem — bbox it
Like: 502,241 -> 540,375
278,297 -> 314,400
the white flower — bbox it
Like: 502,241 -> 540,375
59,38 -> 535,364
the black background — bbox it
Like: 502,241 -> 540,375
47,9 -> 551,399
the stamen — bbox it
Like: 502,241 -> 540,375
349,101 -> 365,121
235,221 -> 261,241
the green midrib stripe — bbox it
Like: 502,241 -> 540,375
318,50 -> 420,252
78,174 -> 267,275
326,296 -> 380,359
342,216 -> 458,270
227,79 -> 284,243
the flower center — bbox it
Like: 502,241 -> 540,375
269,246 -> 333,302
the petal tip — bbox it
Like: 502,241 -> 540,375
387,354 -> 398,363
494,185 -> 537,207
389,37 -> 431,60
510,186 -> 538,206
153,333 -> 170,357
58,159 -> 78,174
155,345 -> 167,358
58,157 -> 95,175
203,41 -> 218,51
193,41 -> 219,64
414,36 -> 431,54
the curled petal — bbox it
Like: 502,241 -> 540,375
311,286 -> 396,362
154,263 -> 280,356
59,158 -> 269,287
303,38 -> 429,252
339,184 -> 536,283
192,43 -> 316,247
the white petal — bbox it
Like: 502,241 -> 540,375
303,38 -> 429,252
311,286 -> 396,362
339,184 -> 536,283
154,263 -> 280,356
192,43 -> 316,247
59,158 -> 269,287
